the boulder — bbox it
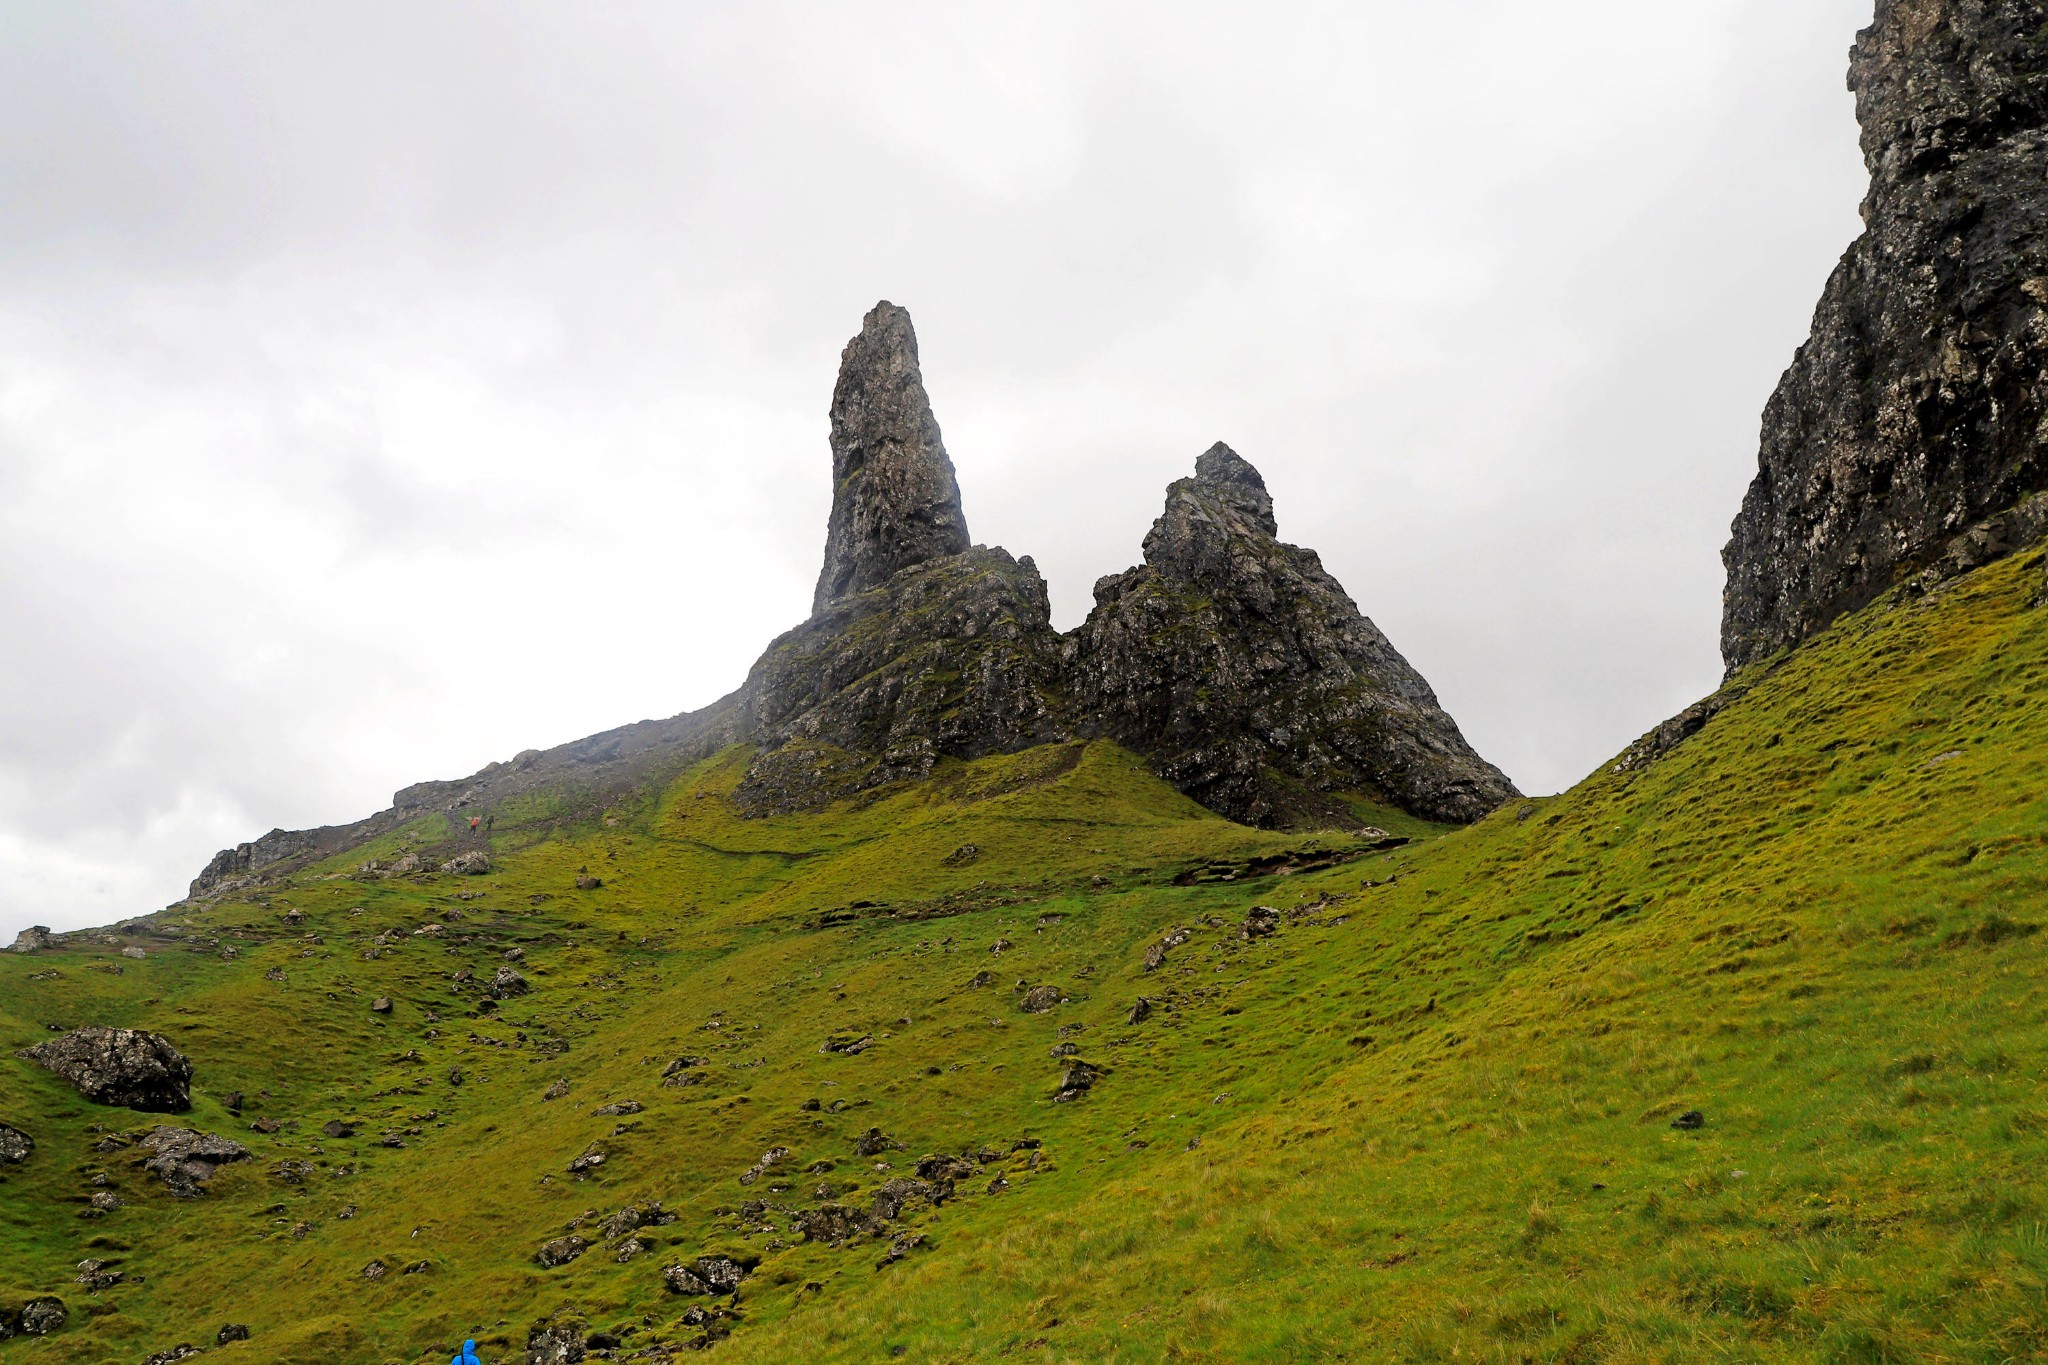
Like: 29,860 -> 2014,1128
527,1322 -> 587,1365
20,1298 -> 67,1336
136,1127 -> 250,1196
852,1127 -> 896,1157
0,1123 -> 31,1164
7,925 -> 52,953
216,1324 -> 251,1345
20,1027 -> 193,1112
662,1255 -> 749,1297
491,967 -> 529,999
442,852 -> 491,876
1019,984 -> 1062,1014
536,1235 -> 588,1268
1053,1060 -> 1103,1103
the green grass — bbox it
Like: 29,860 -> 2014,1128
4,549 -> 2048,1363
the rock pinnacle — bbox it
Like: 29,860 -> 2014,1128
812,302 -> 972,614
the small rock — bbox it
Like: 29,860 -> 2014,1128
968,970 -> 995,988
542,1078 -> 570,1101
1671,1110 -> 1706,1131
1019,984 -> 1062,1014
121,946 -> 146,960
591,1101 -> 641,1117
491,967 -> 529,999
876,1231 -> 926,1269
1126,997 -> 1153,1026
504,947 -> 526,962
89,1191 -> 122,1213
140,1345 -> 202,1365
361,1260 -> 386,1281
738,1146 -> 793,1186
1142,926 -> 1190,972
663,1255 -> 749,1297
135,1127 -> 251,1197
370,998 -> 393,1015
220,1091 -> 244,1114
989,938 -> 1012,955
0,1124 -> 32,1164
19,1027 -> 193,1113
17,1297 -> 66,1335
852,1127 -> 896,1157
536,1235 -> 589,1268
1053,1060 -> 1103,1103
1239,906 -> 1282,941
216,1323 -> 251,1345
567,1144 -> 606,1175
820,1034 -> 873,1055
574,876 -> 603,891
321,1120 -> 355,1139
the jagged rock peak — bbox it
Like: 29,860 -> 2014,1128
812,302 -> 972,615
1720,1 -> 2048,672
1072,444 -> 1518,828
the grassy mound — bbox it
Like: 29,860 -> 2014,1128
4,547 -> 2047,1364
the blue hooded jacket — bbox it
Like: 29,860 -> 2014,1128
450,1341 -> 480,1365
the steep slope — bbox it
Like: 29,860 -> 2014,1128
6,534 -> 2047,1364
1722,0 -> 2048,671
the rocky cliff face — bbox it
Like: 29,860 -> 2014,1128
186,304 -> 1515,895
1722,0 -> 2048,672
1067,443 -> 1517,826
812,302 -> 973,614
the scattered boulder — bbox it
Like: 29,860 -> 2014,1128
877,1231 -> 926,1269
663,1256 -> 750,1297
738,1146 -> 792,1186
1672,1110 -> 1706,1131
1019,984 -> 1063,1014
19,1027 -> 193,1112
504,947 -> 526,962
870,1176 -> 945,1221
0,1123 -> 32,1164
216,1324 -> 250,1345
442,851 -> 491,875
140,1345 -> 202,1365
491,967 -> 530,999
1143,926 -> 1191,971
8,925 -> 52,953
1126,998 -> 1153,1026
591,1101 -> 641,1118
1239,906 -> 1282,941
361,1260 -> 387,1282
574,876 -> 603,891
542,1078 -> 570,1101
1053,1060 -> 1103,1103
795,1203 -> 874,1246
89,1192 -> 122,1213
19,1297 -> 67,1336
852,1127 -> 896,1157
527,1320 -> 588,1365
134,1128 -> 250,1197
120,946 -> 146,960
989,938 -> 1012,955
220,1091 -> 243,1114
819,1034 -> 872,1055
536,1235 -> 588,1268
567,1144 -> 606,1175
370,998 -> 393,1015
942,843 -> 980,866
321,1120 -> 355,1139
969,970 -> 995,988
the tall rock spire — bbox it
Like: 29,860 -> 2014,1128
812,302 -> 972,615
1721,2 -> 2048,672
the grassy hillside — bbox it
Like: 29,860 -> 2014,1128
4,546 -> 2048,1364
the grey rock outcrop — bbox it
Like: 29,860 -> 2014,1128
812,301 -> 973,613
20,1027 -> 193,1112
8,926 -> 51,953
135,1127 -> 250,1196
738,547 -> 1066,812
0,1123 -> 31,1164
1068,444 -> 1517,826
1723,1 -> 2048,671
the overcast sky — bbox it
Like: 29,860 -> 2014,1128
0,0 -> 1872,942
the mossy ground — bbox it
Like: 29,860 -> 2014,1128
4,550 -> 2048,1363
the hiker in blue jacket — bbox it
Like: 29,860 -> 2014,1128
451,1340 -> 481,1365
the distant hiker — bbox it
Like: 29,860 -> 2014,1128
484,813 -> 494,832
450,1339 -> 481,1365
469,816 -> 481,833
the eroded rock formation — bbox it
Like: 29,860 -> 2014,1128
812,301 -> 973,613
20,1027 -> 193,1113
1722,0 -> 2048,671
1068,444 -> 1517,826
